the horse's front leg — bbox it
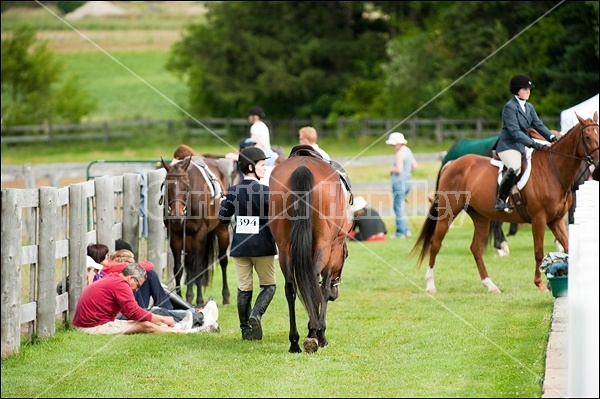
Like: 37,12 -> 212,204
217,225 -> 231,305
317,274 -> 332,349
279,276 -> 302,353
532,218 -> 549,292
184,254 -> 198,305
170,236 -> 184,298
548,217 -> 569,254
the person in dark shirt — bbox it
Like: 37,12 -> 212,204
347,196 -> 387,242
219,146 -> 277,341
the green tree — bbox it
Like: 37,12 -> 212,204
381,2 -> 599,120
166,1 -> 390,120
1,25 -> 96,126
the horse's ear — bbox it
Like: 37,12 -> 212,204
160,157 -> 171,172
182,156 -> 192,170
594,110 -> 598,123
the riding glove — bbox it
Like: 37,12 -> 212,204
531,141 -> 545,151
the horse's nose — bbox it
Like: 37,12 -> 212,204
172,216 -> 184,225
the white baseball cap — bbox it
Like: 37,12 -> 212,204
349,196 -> 368,213
385,132 -> 408,146
86,256 -> 103,271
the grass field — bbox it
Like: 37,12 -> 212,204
0,217 -> 558,397
1,5 -> 559,396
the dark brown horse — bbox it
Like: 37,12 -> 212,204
161,155 -> 231,306
411,112 -> 599,293
269,151 -> 353,353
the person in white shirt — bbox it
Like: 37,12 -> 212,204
298,126 -> 330,161
247,106 -> 278,167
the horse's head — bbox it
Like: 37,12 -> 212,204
575,111 -> 599,167
163,156 -> 192,224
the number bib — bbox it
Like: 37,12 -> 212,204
236,216 -> 259,234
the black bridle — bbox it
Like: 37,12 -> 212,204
160,171 -> 191,287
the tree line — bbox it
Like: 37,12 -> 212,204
2,1 -> 598,127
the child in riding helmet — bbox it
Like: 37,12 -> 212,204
218,146 -> 278,341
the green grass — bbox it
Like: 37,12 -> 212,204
1,217 -> 558,397
60,51 -> 188,121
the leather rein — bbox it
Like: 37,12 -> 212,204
544,122 -> 599,193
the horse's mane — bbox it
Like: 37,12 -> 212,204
173,144 -> 200,162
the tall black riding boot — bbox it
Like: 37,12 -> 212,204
494,168 -> 517,212
237,289 -> 253,341
249,285 -> 276,340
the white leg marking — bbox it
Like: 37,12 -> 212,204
554,239 -> 565,253
482,277 -> 501,293
425,267 -> 436,293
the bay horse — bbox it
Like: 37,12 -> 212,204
412,112 -> 598,293
161,154 -> 231,306
269,147 -> 353,353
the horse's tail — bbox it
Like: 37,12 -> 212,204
409,194 -> 439,267
487,220 -> 503,250
290,165 -> 321,321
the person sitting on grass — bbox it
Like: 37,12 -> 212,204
71,263 -> 218,334
347,196 -> 387,242
105,243 -> 219,332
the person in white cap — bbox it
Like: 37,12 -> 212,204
347,196 -> 387,242
385,132 -> 418,238
86,255 -> 106,286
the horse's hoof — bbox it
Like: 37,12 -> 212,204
496,248 -> 508,257
425,286 -> 437,294
303,338 -> 319,353
289,344 -> 302,354
499,241 -> 510,256
489,288 -> 502,294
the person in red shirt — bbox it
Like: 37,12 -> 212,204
72,263 -> 202,334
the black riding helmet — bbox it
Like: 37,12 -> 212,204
510,74 -> 535,95
239,146 -> 269,174
247,106 -> 265,118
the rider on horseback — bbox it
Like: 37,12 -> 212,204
494,74 -> 557,212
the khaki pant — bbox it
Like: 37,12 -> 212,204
233,256 -> 276,291
76,319 -> 137,335
498,149 -> 522,173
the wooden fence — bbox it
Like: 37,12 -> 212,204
1,116 -> 560,145
1,169 -> 173,359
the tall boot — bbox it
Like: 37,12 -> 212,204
249,285 -> 276,340
237,289 -> 253,341
494,168 -> 517,212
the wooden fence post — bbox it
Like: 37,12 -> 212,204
122,173 -> 141,257
95,176 -> 114,249
68,183 -> 87,316
1,189 -> 23,359
147,169 -> 167,281
37,187 -> 57,338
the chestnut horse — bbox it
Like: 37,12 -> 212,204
411,112 -> 598,293
161,155 -> 231,306
269,152 -> 352,353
